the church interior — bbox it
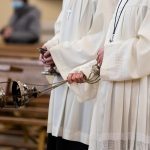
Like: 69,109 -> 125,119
0,0 -> 62,149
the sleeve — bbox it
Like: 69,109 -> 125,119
68,59 -> 100,102
46,0 -> 116,102
49,0 -> 116,80
70,59 -> 97,79
68,81 -> 99,102
101,8 -> 150,81
43,12 -> 63,84
6,10 -> 41,43
44,11 -> 63,49
49,0 -> 108,80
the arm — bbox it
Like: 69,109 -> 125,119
101,8 -> 150,81
49,0 -> 116,79
47,0 -> 116,102
67,47 -> 103,102
39,11 -> 63,83
44,11 -> 63,49
49,0 -> 115,79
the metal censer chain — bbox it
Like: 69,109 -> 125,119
0,63 -> 100,108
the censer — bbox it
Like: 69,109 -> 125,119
0,87 -> 6,108
0,62 -> 101,109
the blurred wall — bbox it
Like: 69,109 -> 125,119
0,0 -> 62,28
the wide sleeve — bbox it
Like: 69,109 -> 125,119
101,8 -> 150,81
68,80 -> 99,102
48,0 -> 116,102
71,59 -> 97,77
49,0 -> 111,80
44,11 -> 62,49
68,59 -> 100,102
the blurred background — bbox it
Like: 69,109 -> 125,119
0,0 -> 62,42
0,0 -> 62,149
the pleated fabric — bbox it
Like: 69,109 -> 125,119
89,0 -> 150,149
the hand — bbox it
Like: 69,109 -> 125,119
67,72 -> 86,84
3,27 -> 13,38
39,46 -> 47,64
96,48 -> 104,65
43,50 -> 55,66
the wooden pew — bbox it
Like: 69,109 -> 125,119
0,44 -> 51,149
0,77 -> 49,150
0,89 -> 49,150
0,44 -> 43,59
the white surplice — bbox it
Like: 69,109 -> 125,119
44,0 -> 103,144
66,0 -> 118,102
87,0 -> 150,149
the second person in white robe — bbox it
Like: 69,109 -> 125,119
68,0 -> 150,149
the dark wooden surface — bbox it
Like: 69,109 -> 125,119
0,44 -> 43,59
0,43 -> 51,150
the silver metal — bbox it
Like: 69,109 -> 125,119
0,87 -> 6,108
0,63 -> 101,108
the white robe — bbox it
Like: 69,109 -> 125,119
65,0 -> 118,102
88,0 -> 150,149
45,0 -> 101,144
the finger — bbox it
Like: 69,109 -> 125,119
39,54 -> 46,64
68,73 -> 74,84
44,56 -> 53,63
80,73 -> 85,83
97,50 -> 100,55
78,72 -> 86,83
98,60 -> 102,65
42,46 -> 47,50
98,48 -> 103,53
97,49 -> 101,56
44,51 -> 51,58
45,60 -> 54,66
71,74 -> 77,83
97,52 -> 102,63
67,74 -> 74,84
38,47 -> 47,55
67,74 -> 71,81
45,57 -> 53,62
73,73 -> 82,83
44,64 -> 51,67
97,53 -> 103,64
74,74 -> 80,83
76,73 -> 84,83
39,54 -> 44,61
